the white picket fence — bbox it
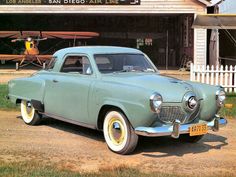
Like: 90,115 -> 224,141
190,63 -> 236,92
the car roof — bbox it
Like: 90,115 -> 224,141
53,46 -> 143,58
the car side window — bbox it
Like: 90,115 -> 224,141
45,57 -> 57,70
61,56 -> 93,75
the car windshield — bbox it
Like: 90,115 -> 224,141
94,53 -> 156,74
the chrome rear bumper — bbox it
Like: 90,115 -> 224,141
135,117 -> 227,138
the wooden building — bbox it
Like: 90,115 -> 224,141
0,0 -> 212,68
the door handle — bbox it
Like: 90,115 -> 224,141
52,79 -> 59,83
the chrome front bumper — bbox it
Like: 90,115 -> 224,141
135,117 -> 227,138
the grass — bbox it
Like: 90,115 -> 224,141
0,161 -> 234,177
0,161 -> 185,177
219,93 -> 236,118
0,84 -> 18,111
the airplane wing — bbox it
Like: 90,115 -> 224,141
0,31 -> 42,40
35,55 -> 52,61
0,54 -> 24,61
0,54 -> 52,61
0,31 -> 20,38
0,31 -> 99,39
42,31 -> 99,39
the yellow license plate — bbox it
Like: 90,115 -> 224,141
189,124 -> 208,136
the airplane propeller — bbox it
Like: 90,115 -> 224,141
11,38 -> 25,42
11,37 -> 48,43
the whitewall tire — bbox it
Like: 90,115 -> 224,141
103,110 -> 138,154
21,100 -> 42,125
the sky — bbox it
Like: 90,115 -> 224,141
211,0 -> 236,13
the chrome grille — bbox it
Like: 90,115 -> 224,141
159,106 -> 186,124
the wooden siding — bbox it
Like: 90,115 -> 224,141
0,0 -> 206,13
194,28 -> 207,66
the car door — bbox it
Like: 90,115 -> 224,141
43,54 -> 95,125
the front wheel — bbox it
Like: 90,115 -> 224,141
21,100 -> 42,125
103,110 -> 138,155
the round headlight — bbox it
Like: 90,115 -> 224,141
216,90 -> 226,107
184,92 -> 198,112
150,93 -> 162,113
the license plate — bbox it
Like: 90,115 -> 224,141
189,124 -> 208,136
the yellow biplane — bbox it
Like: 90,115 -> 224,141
0,31 -> 99,70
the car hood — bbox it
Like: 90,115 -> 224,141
102,73 -> 194,103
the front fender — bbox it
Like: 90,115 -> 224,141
186,81 -> 221,121
103,98 -> 156,128
93,81 -> 157,128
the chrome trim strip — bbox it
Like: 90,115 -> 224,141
135,117 -> 227,137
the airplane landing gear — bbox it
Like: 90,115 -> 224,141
16,62 -> 19,70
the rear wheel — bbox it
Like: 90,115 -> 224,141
179,134 -> 204,143
103,110 -> 138,155
21,100 -> 42,125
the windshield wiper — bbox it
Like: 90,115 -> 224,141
113,68 -> 155,74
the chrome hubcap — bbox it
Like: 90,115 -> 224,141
112,122 -> 122,140
108,118 -> 125,145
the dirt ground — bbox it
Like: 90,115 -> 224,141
0,69 -> 35,84
0,110 -> 236,176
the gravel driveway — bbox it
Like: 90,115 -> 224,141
0,110 -> 235,176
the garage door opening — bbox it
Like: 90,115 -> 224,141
0,13 -> 194,69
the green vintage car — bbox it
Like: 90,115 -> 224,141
8,46 -> 227,154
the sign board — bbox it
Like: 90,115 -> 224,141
0,0 -> 140,5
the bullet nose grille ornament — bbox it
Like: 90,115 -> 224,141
184,92 -> 199,112
188,96 -> 197,110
